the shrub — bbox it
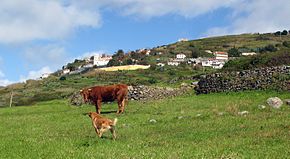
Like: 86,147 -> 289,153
282,41 -> 290,48
59,76 -> 66,81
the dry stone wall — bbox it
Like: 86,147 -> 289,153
70,85 -> 193,106
128,85 -> 192,101
195,66 -> 290,94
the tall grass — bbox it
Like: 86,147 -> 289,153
0,91 -> 289,158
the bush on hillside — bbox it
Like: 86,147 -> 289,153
223,52 -> 290,71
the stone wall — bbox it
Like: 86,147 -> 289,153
128,85 -> 192,101
195,66 -> 290,94
70,85 -> 193,106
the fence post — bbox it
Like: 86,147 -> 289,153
9,91 -> 13,107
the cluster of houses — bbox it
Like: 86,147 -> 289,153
163,50 -> 257,69
165,51 -> 228,69
62,54 -> 112,75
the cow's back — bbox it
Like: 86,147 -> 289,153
89,84 -> 128,102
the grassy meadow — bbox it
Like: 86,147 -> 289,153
0,91 -> 289,158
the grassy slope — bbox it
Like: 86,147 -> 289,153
0,91 -> 289,158
1,33 -> 290,107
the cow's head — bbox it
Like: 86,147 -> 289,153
80,88 -> 92,103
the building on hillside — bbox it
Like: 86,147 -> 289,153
205,50 -> 213,54
83,63 -> 94,68
178,38 -> 189,42
176,53 -> 186,60
40,73 -> 50,79
201,58 -> 225,69
214,51 -> 228,61
188,57 -> 205,66
62,69 -> 70,74
93,54 -> 112,66
242,52 -> 257,56
167,60 -> 180,66
201,58 -> 214,67
145,50 -> 151,56
212,61 -> 225,69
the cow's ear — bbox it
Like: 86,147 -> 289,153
88,88 -> 92,92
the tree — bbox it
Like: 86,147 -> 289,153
264,44 -> 277,52
281,30 -> 288,35
274,31 -> 281,36
228,48 -> 240,57
107,58 -> 120,66
282,41 -> 290,48
123,58 -> 133,65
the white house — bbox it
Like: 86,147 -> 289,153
201,58 -> 214,67
167,61 -> 180,66
178,38 -> 189,42
242,52 -> 257,56
212,61 -> 225,69
83,63 -> 94,68
188,57 -> 204,65
93,54 -> 112,66
40,73 -> 50,79
205,50 -> 213,54
145,50 -> 151,56
176,53 -> 186,60
214,51 -> 228,61
63,69 -> 70,74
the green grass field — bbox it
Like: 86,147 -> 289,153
0,91 -> 289,159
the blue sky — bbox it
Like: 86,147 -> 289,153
0,0 -> 290,86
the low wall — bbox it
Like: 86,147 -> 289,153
70,85 -> 193,106
128,85 -> 192,101
195,66 -> 290,94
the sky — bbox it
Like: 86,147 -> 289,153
0,0 -> 290,86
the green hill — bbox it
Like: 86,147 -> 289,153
1,32 -> 290,107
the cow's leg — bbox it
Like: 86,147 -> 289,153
98,128 -> 105,138
120,98 -> 126,113
110,128 -> 116,140
117,100 -> 122,114
96,100 -> 102,114
120,96 -> 128,113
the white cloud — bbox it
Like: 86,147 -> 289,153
71,0 -> 240,19
0,69 -> 14,86
24,44 -> 68,69
0,0 -> 101,44
206,0 -> 290,36
20,66 -> 53,82
0,79 -> 14,86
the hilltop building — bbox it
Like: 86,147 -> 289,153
93,54 -> 112,66
214,51 -> 228,61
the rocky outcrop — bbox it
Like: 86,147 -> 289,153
195,66 -> 290,94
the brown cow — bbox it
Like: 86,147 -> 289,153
80,84 -> 128,114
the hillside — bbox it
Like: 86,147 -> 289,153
1,32 -> 290,107
0,91 -> 289,158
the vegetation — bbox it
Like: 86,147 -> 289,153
1,32 -> 290,107
223,51 -> 290,71
0,91 -> 289,158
